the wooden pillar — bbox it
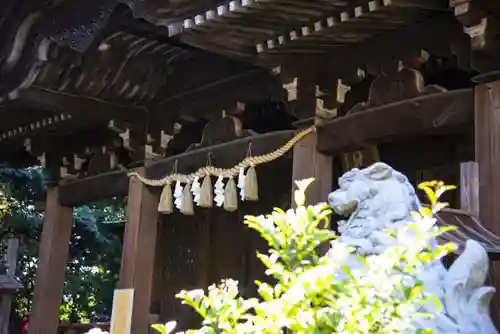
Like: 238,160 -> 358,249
292,130 -> 333,206
29,188 -> 74,334
119,168 -> 159,334
475,81 -> 500,323
291,128 -> 332,269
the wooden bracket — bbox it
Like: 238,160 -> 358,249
453,0 -> 500,75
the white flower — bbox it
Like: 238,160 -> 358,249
326,241 -> 352,264
186,289 -> 205,301
86,329 -> 108,334
221,278 -> 239,297
257,215 -> 275,232
164,320 -> 177,333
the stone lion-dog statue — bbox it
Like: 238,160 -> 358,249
328,162 -> 497,334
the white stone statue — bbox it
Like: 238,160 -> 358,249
327,162 -> 498,334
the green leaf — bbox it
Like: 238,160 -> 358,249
409,283 -> 423,299
151,324 -> 168,334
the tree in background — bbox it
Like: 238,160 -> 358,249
0,165 -> 125,323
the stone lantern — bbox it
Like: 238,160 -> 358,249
0,262 -> 21,334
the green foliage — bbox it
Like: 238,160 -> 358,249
153,179 -> 456,334
0,165 -> 124,323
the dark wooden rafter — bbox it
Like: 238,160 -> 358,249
17,87 -> 147,122
0,37 -> 284,180
315,13 -> 470,76
162,0 -> 449,61
0,74 -> 285,181
0,106 -> 140,177
34,31 -> 191,106
0,81 -> 147,173
0,0 -> 478,193
0,0 -> 471,183
0,108 -> 74,146
0,0 -> 119,99
0,1 -> 282,173
255,0 -> 450,56
120,0 -> 226,27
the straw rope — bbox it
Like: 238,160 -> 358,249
128,126 -> 315,186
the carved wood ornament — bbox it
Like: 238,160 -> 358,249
194,114 -> 254,149
348,53 -> 447,114
452,0 -> 500,76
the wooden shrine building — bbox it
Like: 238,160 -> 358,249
2,0 -> 500,333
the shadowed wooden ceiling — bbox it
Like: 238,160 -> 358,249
0,0 -> 479,183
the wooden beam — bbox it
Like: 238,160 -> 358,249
317,89 -> 473,154
29,188 -> 73,334
146,130 -> 296,180
16,87 -> 147,123
58,169 -> 129,206
474,80 -> 500,326
119,168 -> 159,334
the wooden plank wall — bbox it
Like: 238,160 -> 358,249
154,161 -> 292,331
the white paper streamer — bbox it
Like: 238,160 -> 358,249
174,180 -> 183,210
192,176 -> 201,206
237,167 -> 246,200
214,175 -> 225,207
